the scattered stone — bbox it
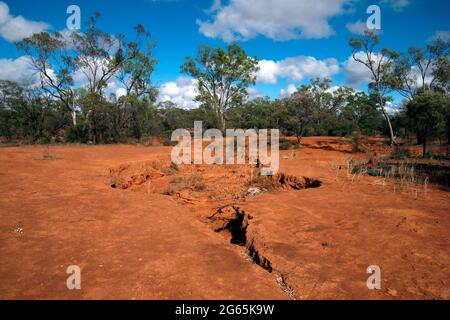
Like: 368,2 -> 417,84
246,187 -> 263,198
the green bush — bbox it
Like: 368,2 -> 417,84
350,132 -> 364,153
66,124 -> 89,143
279,139 -> 293,150
390,146 -> 411,160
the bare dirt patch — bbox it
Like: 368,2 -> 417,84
1,139 -> 450,300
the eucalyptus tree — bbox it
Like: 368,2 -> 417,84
117,24 -> 158,101
70,13 -> 126,96
391,38 -> 450,99
17,32 -> 78,125
349,31 -> 400,146
285,85 -> 317,143
181,44 -> 259,131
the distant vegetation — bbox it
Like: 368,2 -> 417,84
0,14 -> 448,158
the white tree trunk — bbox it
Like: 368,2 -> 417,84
71,110 -> 77,127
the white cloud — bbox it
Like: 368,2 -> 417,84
380,0 -> 409,12
346,20 -> 368,35
257,56 -> 340,84
104,81 -> 127,98
206,0 -> 223,14
0,56 -> 40,86
385,101 -> 400,114
280,84 -> 297,98
158,77 -> 199,109
0,2 -> 49,42
429,30 -> 450,42
198,0 -> 353,42
326,85 -> 342,95
344,52 -> 375,87
247,87 -> 263,100
344,50 -> 431,89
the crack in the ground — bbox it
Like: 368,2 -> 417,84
108,163 -> 320,300
208,205 -> 273,272
209,205 -> 251,246
208,205 -> 299,299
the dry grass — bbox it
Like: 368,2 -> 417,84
161,161 -> 179,175
162,173 -> 207,195
331,158 -> 431,199
246,175 -> 278,191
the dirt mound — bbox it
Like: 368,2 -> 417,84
109,161 -> 164,189
272,173 -> 322,190
109,161 -> 323,205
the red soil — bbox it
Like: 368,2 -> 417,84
1,137 -> 449,299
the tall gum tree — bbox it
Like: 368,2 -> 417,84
349,31 -> 399,146
390,38 -> 450,100
181,44 -> 259,132
17,32 -> 78,126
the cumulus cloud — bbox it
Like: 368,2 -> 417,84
257,56 -> 340,84
0,56 -> 40,86
158,77 -> 199,109
0,2 -> 49,42
198,0 -> 353,42
385,101 -> 400,114
343,52 -> 376,87
247,87 -> 263,100
279,84 -> 297,98
429,30 -> 450,42
344,50 -> 423,89
380,0 -> 409,12
346,20 -> 368,35
104,81 -> 127,98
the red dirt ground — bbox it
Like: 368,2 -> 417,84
1,137 -> 449,300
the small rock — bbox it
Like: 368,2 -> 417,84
246,187 -> 263,197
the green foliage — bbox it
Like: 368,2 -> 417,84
349,30 -> 400,145
181,44 -> 260,130
350,132 -> 364,153
390,145 -> 411,160
66,124 -> 89,143
1,15 -> 448,155
279,139 -> 295,150
406,91 -> 448,157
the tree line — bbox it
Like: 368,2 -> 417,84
0,14 -> 448,157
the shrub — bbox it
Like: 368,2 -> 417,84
162,174 -> 207,195
162,161 -> 179,175
246,175 -> 278,191
161,137 -> 177,147
279,138 -> 293,150
391,145 -> 411,160
350,132 -> 364,153
66,124 -> 89,143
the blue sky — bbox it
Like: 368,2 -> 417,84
0,0 -> 449,108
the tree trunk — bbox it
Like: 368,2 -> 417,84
423,139 -> 428,158
218,110 -> 226,133
379,99 -> 396,147
71,110 -> 77,127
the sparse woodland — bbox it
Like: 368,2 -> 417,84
0,14 -> 449,158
